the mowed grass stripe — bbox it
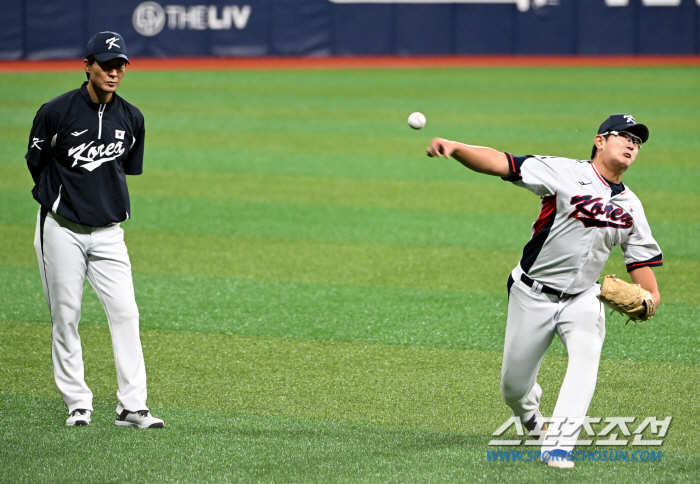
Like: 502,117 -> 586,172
2,321 -> 697,453
2,265 -> 699,365
132,198 -> 536,252
5,190 -> 699,263
127,170 -> 538,217
0,322 -> 504,436
0,394 -> 487,484
1,189 -> 698,263
0,222 -> 519,293
123,171 -> 700,225
3,162 -> 700,225
2,397 -> 698,484
0,189 -> 541,253
1,223 -> 697,304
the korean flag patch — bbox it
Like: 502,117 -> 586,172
115,130 -> 125,140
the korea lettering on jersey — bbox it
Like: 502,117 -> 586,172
503,154 -> 662,294
26,83 -> 145,228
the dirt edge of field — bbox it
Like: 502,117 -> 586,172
2,55 -> 700,73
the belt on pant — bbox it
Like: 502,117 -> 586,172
520,273 -> 576,299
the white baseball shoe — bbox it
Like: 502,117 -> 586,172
115,409 -> 164,428
546,449 -> 575,468
66,409 -> 91,426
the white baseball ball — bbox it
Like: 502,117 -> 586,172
407,112 -> 426,130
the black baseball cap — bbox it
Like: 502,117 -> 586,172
86,32 -> 129,64
597,114 -> 648,144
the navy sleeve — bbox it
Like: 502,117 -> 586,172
626,254 -> 663,272
124,115 -> 144,176
25,104 -> 55,184
501,153 -> 529,182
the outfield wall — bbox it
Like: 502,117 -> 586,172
2,0 -> 699,60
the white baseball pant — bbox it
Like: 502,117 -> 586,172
501,264 -> 606,455
34,208 -> 149,414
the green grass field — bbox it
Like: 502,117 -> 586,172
1,65 -> 699,482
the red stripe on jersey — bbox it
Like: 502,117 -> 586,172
532,195 -> 557,237
626,253 -> 664,272
590,163 -> 609,187
627,260 -> 663,270
502,152 -> 523,182
507,153 -> 515,172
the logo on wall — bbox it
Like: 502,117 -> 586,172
133,1 -> 167,36
133,1 -> 252,37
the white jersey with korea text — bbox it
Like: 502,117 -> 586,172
504,153 -> 663,294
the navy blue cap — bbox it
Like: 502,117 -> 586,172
598,114 -> 648,144
86,32 -> 129,64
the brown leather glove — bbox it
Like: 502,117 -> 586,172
597,274 -> 655,323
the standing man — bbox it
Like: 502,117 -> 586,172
426,114 -> 661,467
26,32 -> 163,428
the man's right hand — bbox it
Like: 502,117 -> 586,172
426,138 -> 455,159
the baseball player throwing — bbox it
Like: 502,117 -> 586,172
26,32 -> 163,428
427,114 -> 661,467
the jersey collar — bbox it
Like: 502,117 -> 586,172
590,161 -> 626,196
590,161 -> 608,187
80,81 -> 118,110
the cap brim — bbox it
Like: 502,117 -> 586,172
624,124 -> 649,144
92,53 -> 130,64
609,123 -> 649,144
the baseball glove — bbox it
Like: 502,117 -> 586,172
597,274 -> 655,323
